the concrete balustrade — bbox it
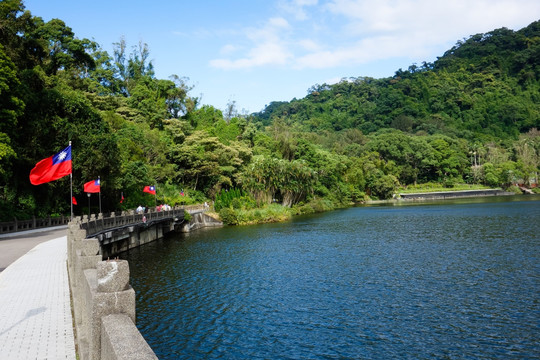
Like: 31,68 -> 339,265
67,205 -> 221,359
0,215 -> 69,234
67,218 -> 157,360
101,314 -> 157,360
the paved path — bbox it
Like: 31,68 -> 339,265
0,226 -> 68,272
0,229 -> 76,360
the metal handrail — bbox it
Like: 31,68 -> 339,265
0,215 -> 69,235
0,204 -> 207,235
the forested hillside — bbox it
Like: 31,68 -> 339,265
255,24 -> 540,140
0,0 -> 539,222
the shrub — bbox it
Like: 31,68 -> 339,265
240,196 -> 257,210
369,174 -> 398,199
443,177 -> 457,188
224,204 -> 293,225
292,203 -> 315,215
231,198 -> 243,209
219,208 -> 238,225
506,185 -> 522,194
214,188 -> 250,211
310,198 -> 334,212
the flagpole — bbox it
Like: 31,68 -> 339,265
154,184 -> 157,207
69,141 -> 73,220
98,175 -> 102,214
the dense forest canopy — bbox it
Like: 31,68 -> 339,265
0,0 -> 539,221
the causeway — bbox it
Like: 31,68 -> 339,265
0,227 -> 76,360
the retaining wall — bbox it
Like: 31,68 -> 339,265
399,189 -> 515,200
180,212 -> 223,232
67,206 -> 222,359
67,218 -> 158,360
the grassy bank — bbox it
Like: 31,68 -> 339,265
213,183 -> 536,226
398,183 -> 493,194
216,197 -> 344,226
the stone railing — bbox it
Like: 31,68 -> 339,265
67,219 -> 157,360
67,203 -> 218,360
80,204 -> 205,236
0,215 -> 70,234
0,204 -> 206,235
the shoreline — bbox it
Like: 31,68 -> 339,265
396,188 -> 516,201
362,188 -> 528,205
215,189 -> 537,225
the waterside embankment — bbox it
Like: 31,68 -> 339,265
67,207 -> 222,360
398,189 -> 515,200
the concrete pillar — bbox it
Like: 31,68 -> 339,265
86,260 -> 136,360
101,314 -> 158,360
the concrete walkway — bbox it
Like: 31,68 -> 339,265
0,226 -> 68,273
0,229 -> 76,360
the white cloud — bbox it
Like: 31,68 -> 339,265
296,0 -> 540,69
279,0 -> 319,20
210,17 -> 293,70
211,42 -> 292,69
267,17 -> 291,29
327,0 -> 540,38
295,35 -> 414,69
324,76 -> 345,85
210,0 -> 540,71
297,39 -> 321,51
220,44 -> 240,55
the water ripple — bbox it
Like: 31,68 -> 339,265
123,196 -> 540,359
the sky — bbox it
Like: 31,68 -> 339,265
23,0 -> 540,114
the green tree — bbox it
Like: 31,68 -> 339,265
166,75 -> 195,118
0,44 -> 24,171
127,76 -> 168,129
514,129 -> 540,184
239,155 -> 316,207
32,18 -> 96,76
169,131 -> 249,195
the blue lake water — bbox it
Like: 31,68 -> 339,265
122,195 -> 540,359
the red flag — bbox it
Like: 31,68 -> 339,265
84,179 -> 100,193
143,185 -> 156,195
120,193 -> 124,203
72,196 -> 78,205
29,145 -> 72,185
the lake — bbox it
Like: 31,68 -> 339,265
121,195 -> 540,359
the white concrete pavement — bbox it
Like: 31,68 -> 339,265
0,233 -> 76,360
0,226 -> 68,273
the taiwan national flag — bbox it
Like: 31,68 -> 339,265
84,179 -> 101,193
29,145 -> 72,185
143,185 -> 156,195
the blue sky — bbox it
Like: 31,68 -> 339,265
23,0 -> 540,114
